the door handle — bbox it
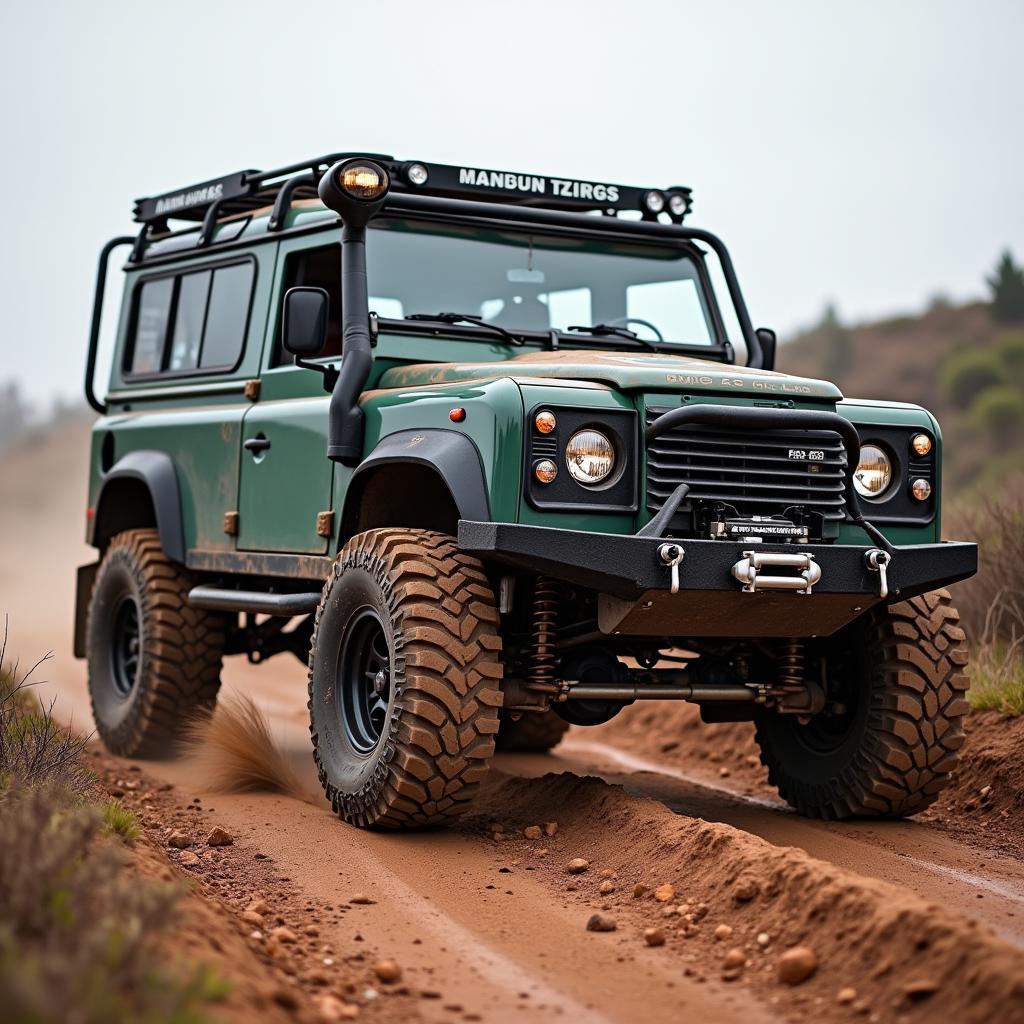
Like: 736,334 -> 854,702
244,436 -> 271,454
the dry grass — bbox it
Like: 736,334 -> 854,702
182,694 -> 304,798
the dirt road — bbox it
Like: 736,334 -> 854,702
4,423 -> 1024,1023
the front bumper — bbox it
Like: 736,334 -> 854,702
457,521 -> 977,638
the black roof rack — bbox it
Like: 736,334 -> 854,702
130,153 -> 693,260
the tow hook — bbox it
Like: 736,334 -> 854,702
658,543 -> 684,594
865,548 -> 892,600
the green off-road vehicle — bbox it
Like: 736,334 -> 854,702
77,153 -> 977,828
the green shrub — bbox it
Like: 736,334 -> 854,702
968,645 -> 1024,716
101,798 -> 142,842
997,331 -> 1024,384
969,385 -> 1024,434
941,349 -> 1008,408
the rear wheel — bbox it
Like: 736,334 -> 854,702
496,710 -> 569,753
86,529 -> 226,757
755,590 -> 969,819
308,529 -> 503,829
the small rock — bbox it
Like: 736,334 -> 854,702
723,948 -> 746,970
543,821 -> 559,837
315,994 -> 349,1021
733,875 -> 759,902
599,868 -> 617,879
585,913 -> 617,933
643,928 -> 666,947
654,883 -> 675,903
567,858 -> 590,874
903,979 -> 939,1001
979,785 -> 992,798
489,821 -> 505,834
241,910 -> 265,926
270,926 -> 298,944
167,830 -> 191,849
305,924 -> 320,937
757,932 -> 771,947
179,851 -> 200,866
247,898 -> 270,915
633,882 -> 648,899
206,826 -> 233,847
350,895 -> 377,905
523,825 -> 543,841
778,946 -> 818,985
714,924 -> 733,942
374,959 -> 402,984
719,767 -> 731,778
599,880 -> 615,895
837,987 -> 857,1005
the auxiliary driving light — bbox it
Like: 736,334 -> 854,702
911,433 -> 933,457
911,478 -> 933,501
405,162 -> 429,186
534,459 -> 558,484
339,162 -> 390,201
668,193 -> 688,217
853,444 -> 892,499
565,429 -> 615,486
643,190 -> 666,215
535,410 -> 557,434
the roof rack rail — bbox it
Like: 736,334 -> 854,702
130,153 -> 694,260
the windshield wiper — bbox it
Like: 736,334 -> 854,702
567,324 -> 659,350
405,312 -> 524,346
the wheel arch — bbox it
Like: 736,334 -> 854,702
89,450 -> 185,563
340,429 -> 491,544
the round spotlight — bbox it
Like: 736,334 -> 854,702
534,459 -> 558,484
668,193 -> 688,217
911,433 -> 933,457
534,410 -> 557,434
565,429 -> 615,486
911,477 -> 933,501
643,190 -> 666,215
853,444 -> 893,499
338,162 -> 390,201
406,162 -> 429,186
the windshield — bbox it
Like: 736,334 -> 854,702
365,219 -> 716,346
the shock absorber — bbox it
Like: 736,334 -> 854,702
777,638 -> 805,696
527,576 -> 560,694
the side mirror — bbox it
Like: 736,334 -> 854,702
755,327 -> 777,372
283,287 -> 329,357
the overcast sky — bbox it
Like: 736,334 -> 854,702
1,0 -> 1021,406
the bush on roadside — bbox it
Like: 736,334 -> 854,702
940,349 -> 1007,408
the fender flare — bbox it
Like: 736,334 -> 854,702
89,450 -> 186,563
343,429 -> 491,532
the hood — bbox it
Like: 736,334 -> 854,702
377,350 -> 842,401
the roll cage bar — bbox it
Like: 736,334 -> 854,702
87,154 -> 765,412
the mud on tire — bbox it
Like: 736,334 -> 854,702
86,528 -> 226,757
308,529 -> 503,829
496,710 -> 569,753
755,590 -> 969,819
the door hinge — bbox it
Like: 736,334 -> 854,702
243,379 -> 261,402
223,511 -> 240,536
316,511 -> 335,538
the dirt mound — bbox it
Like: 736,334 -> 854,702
182,695 -> 305,799
922,710 -> 1024,854
477,771 -> 1024,1023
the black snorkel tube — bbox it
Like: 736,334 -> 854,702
317,158 -> 391,465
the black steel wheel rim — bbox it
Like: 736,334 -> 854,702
110,595 -> 141,698
338,607 -> 391,755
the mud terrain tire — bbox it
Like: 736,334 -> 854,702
86,528 -> 226,757
496,710 -> 569,752
308,529 -> 503,829
755,590 -> 969,819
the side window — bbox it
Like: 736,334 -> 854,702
130,277 -> 173,375
126,260 -> 254,378
276,244 -> 342,366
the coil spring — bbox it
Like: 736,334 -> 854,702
528,577 -> 560,693
778,638 -> 805,695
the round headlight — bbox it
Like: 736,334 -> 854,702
565,429 -> 615,485
534,459 -> 558,484
643,190 -> 665,214
911,433 -> 933,457
405,162 -> 429,186
853,444 -> 893,499
668,193 -> 688,217
339,162 -> 390,201
911,477 -> 933,501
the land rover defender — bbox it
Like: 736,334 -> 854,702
77,153 -> 977,828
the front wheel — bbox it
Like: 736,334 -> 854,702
308,529 -> 503,829
755,590 -> 969,819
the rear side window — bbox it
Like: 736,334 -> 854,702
125,260 -> 254,378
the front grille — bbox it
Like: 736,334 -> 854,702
645,407 -> 848,537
